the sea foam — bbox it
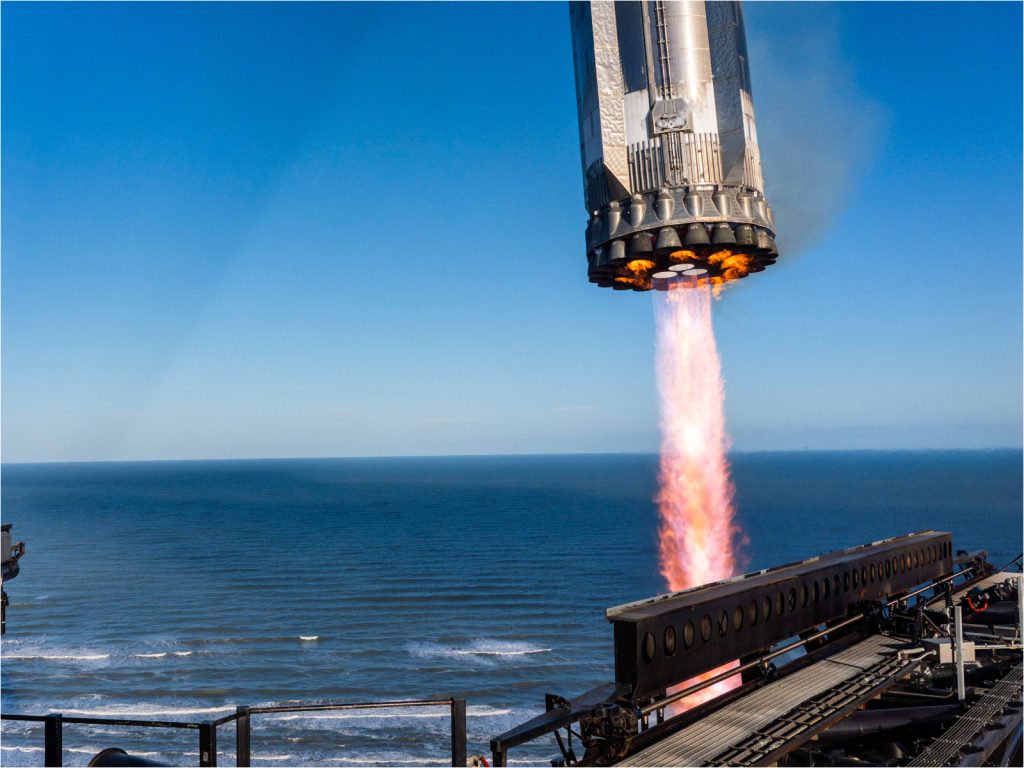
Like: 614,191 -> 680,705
3,652 -> 110,661
407,639 -> 552,663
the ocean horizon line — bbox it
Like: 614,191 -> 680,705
2,446 -> 1022,468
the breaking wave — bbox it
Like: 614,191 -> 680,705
4,647 -> 195,662
2,652 -> 110,661
407,639 -> 551,663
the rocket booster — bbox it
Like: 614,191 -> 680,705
569,1 -> 778,291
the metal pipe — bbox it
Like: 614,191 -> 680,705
1017,573 -> 1023,643
954,605 -> 966,702
63,718 -> 199,729
815,704 -> 961,742
963,631 -> 1015,642
887,566 -> 974,607
882,687 -> 956,702
247,699 -> 452,715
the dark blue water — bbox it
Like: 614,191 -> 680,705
1,452 -> 1021,765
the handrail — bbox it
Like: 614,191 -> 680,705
205,699 -> 459,727
248,697 -> 456,714
66,717 -> 202,729
1,697 -> 467,767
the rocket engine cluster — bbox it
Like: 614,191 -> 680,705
569,0 -> 778,291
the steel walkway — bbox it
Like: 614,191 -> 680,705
618,634 -> 917,767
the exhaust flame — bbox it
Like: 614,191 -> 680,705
708,250 -> 753,296
668,249 -> 697,263
654,281 -> 744,709
625,259 -> 655,276
617,260 -> 655,290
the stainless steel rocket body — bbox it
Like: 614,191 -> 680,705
569,1 -> 778,290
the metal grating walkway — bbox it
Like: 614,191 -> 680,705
618,635 -> 916,767
906,662 -> 1024,767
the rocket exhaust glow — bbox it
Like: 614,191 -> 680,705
654,281 -> 743,706
654,284 -> 739,595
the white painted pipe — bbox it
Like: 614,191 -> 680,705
954,605 -> 966,702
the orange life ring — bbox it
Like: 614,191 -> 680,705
966,593 -> 989,612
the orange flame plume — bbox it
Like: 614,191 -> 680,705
625,259 -> 655,276
654,281 -> 744,708
668,249 -> 697,263
708,250 -> 753,297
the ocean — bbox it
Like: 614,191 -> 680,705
1,451 -> 1021,766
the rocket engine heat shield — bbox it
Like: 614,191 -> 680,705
570,1 -> 778,291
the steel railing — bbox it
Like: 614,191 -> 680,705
1,697 -> 468,767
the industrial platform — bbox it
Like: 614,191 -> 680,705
491,533 -> 1024,767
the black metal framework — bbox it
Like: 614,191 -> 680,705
489,532 -> 979,766
608,531 -> 953,701
1,698 -> 468,768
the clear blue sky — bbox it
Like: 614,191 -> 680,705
3,1 -> 1021,462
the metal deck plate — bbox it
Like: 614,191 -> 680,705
618,634 -> 916,767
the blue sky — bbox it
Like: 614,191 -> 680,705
2,1 -> 1021,462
